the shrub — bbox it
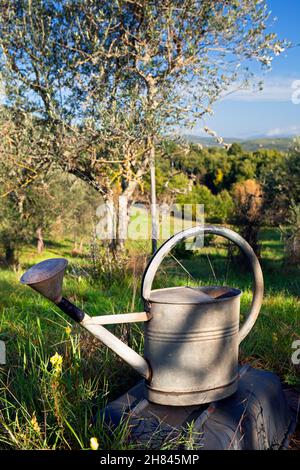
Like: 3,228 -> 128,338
232,179 -> 264,256
176,185 -> 234,224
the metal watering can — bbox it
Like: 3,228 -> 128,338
20,225 -> 263,406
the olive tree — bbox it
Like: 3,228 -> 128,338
0,0 -> 285,251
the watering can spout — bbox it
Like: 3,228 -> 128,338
20,259 -> 151,380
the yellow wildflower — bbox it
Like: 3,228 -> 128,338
31,414 -> 41,434
50,352 -> 63,374
272,333 -> 278,343
90,437 -> 99,451
65,326 -> 72,336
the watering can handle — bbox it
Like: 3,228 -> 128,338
141,225 -> 264,344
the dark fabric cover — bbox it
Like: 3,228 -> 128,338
102,366 -> 295,450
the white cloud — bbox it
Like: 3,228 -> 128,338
266,125 -> 300,137
221,77 -> 297,103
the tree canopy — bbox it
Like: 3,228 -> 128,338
0,1 -> 285,197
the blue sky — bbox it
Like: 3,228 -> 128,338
191,0 -> 300,139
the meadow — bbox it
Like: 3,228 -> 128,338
0,226 -> 299,449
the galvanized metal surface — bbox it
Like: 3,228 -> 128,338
140,225 -> 264,405
20,258 -> 68,303
81,314 -> 151,380
148,285 -> 239,304
144,287 -> 241,405
83,312 -> 151,325
20,225 -> 264,406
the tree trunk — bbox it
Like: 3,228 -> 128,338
117,195 -> 128,251
240,224 -> 261,259
99,149 -> 151,254
36,227 -> 44,253
104,193 -> 127,254
284,233 -> 300,265
150,145 -> 158,254
5,245 -> 16,266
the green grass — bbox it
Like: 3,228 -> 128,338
0,226 -> 299,449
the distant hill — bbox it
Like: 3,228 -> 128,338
240,137 -> 294,152
182,134 -> 295,152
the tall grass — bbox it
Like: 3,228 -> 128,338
0,227 -> 299,449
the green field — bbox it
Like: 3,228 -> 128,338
0,227 -> 299,449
